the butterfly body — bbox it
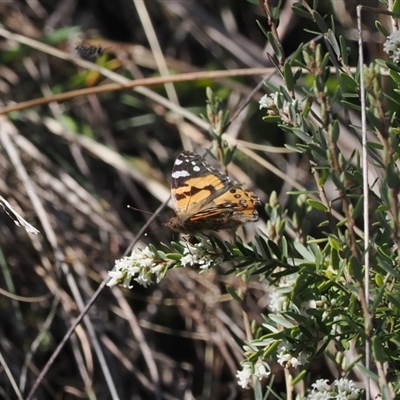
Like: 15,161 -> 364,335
165,151 -> 261,234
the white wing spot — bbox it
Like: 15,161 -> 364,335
172,170 -> 190,178
175,159 -> 183,165
193,166 -> 200,172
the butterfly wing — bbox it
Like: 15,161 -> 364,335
203,181 -> 261,223
169,151 -> 261,232
170,151 -> 231,216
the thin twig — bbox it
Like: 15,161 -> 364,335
25,213 -> 160,400
357,6 -> 371,400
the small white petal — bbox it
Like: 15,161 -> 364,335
236,365 -> 252,389
107,270 -> 125,287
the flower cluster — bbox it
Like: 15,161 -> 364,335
259,93 -> 278,110
107,239 -> 225,289
308,378 -> 362,400
277,342 -> 306,368
384,31 -> 400,63
268,272 -> 298,312
180,238 -> 223,270
315,295 -> 337,320
259,92 -> 300,121
236,359 -> 271,389
107,245 -> 172,288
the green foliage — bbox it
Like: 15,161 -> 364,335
114,1 -> 400,398
4,0 -> 400,399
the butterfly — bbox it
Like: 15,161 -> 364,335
165,151 -> 262,234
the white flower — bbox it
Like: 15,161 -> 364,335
181,253 -> 196,267
254,360 -> 270,380
259,93 -> 275,109
269,272 -> 300,312
278,342 -> 293,353
107,246 -> 170,288
236,364 -> 252,389
307,379 -> 332,399
308,378 -> 362,400
384,31 -> 400,62
276,343 -> 305,368
310,393 -> 332,400
107,270 -> 125,287
181,239 -> 223,270
269,290 -> 288,312
311,379 -> 330,392
299,351 -> 308,365
277,351 -> 291,367
290,357 -> 301,368
334,378 -> 360,399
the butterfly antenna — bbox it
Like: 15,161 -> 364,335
124,196 -> 170,256
127,205 -> 154,215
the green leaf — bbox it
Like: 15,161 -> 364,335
393,0 -> 400,14
291,369 -> 307,385
267,32 -> 283,60
328,235 -> 341,251
386,59 -> 400,73
289,42 -> 305,66
262,322 -> 279,334
165,253 -> 182,261
268,314 -> 295,329
355,364 -> 379,381
386,163 -> 400,189
371,285 -> 385,314
292,4 -> 313,19
284,144 -> 305,153
329,120 -> 340,143
348,256 -> 363,281
330,248 -> 339,270
263,81 -> 280,92
327,29 -> 340,56
375,21 -> 389,37
344,354 -> 363,372
255,235 -> 271,259
340,72 -> 358,91
351,195 -> 364,220
387,293 -> 400,310
372,336 -> 387,362
284,61 -> 295,91
314,341 -> 329,358
298,324 -> 314,339
382,92 -> 400,106
262,115 -> 282,123
367,141 -> 384,150
294,242 -> 315,262
254,379 -> 262,400
307,199 -> 328,212
226,286 -> 243,302
312,10 -> 329,33
374,58 -> 387,67
378,261 -> 400,279
341,100 -> 361,111
256,19 -> 269,38
374,274 -> 384,287
291,128 -> 312,143
282,237 -> 288,259
268,240 -> 282,259
339,35 -> 349,65
389,69 -> 400,84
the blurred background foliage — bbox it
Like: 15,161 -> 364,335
0,0 -> 390,399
